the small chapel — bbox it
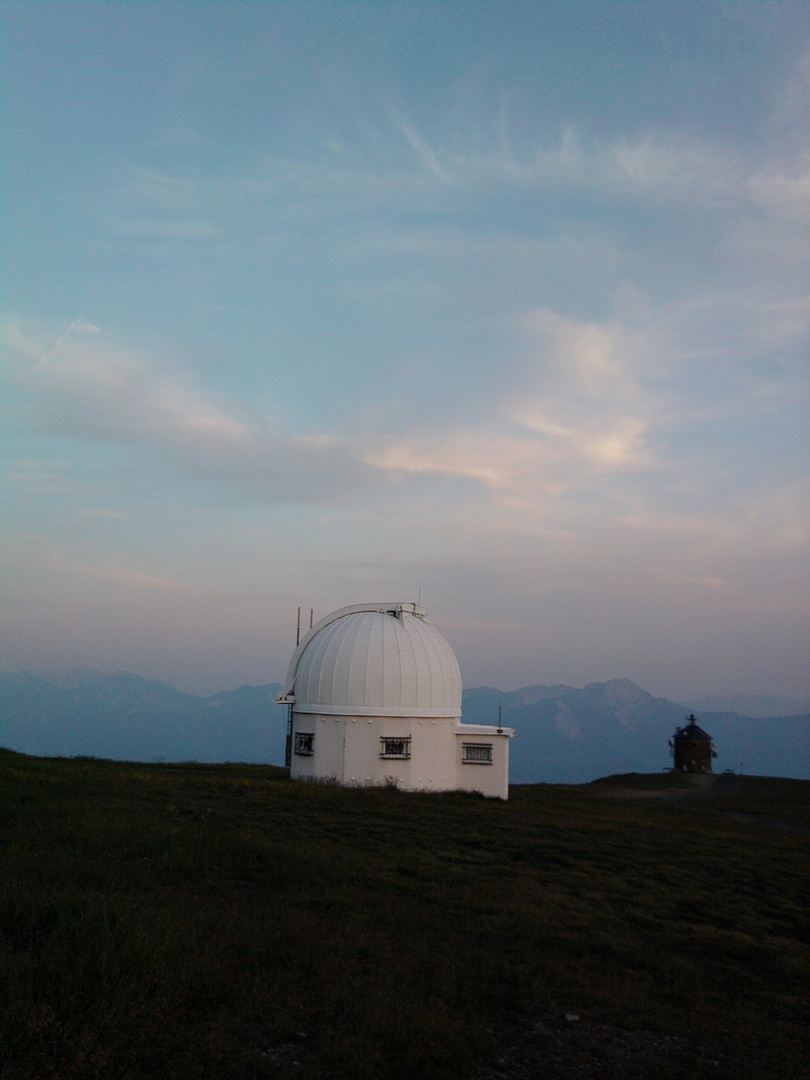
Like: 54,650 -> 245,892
670,714 -> 717,773
277,602 -> 513,799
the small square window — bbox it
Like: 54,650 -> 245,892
462,742 -> 492,765
380,736 -> 411,760
294,732 -> 314,756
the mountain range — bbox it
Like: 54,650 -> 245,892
0,668 -> 807,783
462,679 -> 809,783
0,669 -> 288,767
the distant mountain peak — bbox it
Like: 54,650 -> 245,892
110,670 -> 170,686
599,677 -> 655,702
43,666 -> 112,690
586,676 -> 646,694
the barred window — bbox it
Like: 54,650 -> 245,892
380,736 -> 411,760
294,732 -> 314,756
462,742 -> 493,765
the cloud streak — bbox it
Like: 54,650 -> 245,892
2,319 -> 376,505
3,307 -> 661,515
102,123 -> 810,234
5,291 -> 806,532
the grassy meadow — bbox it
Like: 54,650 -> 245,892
0,750 -> 807,1079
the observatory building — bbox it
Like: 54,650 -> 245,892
277,602 -> 513,799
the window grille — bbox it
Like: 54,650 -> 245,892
294,732 -> 314,756
462,742 -> 493,765
380,736 -> 411,760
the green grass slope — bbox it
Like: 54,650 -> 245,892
1,751 -> 807,1080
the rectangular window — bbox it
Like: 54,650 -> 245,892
462,742 -> 493,765
380,736 -> 411,760
294,732 -> 314,756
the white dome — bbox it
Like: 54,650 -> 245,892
284,603 -> 462,717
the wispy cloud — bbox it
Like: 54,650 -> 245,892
2,535 -> 203,596
5,319 -> 254,449
366,307 -> 655,501
76,561 -> 203,593
97,119 -> 810,244
390,111 -> 455,184
7,311 -> 654,520
746,150 -> 810,222
6,295 -> 804,529
2,319 -> 375,505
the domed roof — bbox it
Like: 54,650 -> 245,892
282,603 -> 462,717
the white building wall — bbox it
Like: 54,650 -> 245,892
342,716 -> 461,792
290,710 -> 511,798
344,716 -> 409,787
455,727 -> 511,800
408,716 -> 458,791
290,712 -> 345,784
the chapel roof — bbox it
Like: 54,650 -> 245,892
675,715 -> 712,740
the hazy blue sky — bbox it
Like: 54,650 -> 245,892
2,1 -> 808,698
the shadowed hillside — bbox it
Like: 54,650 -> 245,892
0,751 -> 807,1080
